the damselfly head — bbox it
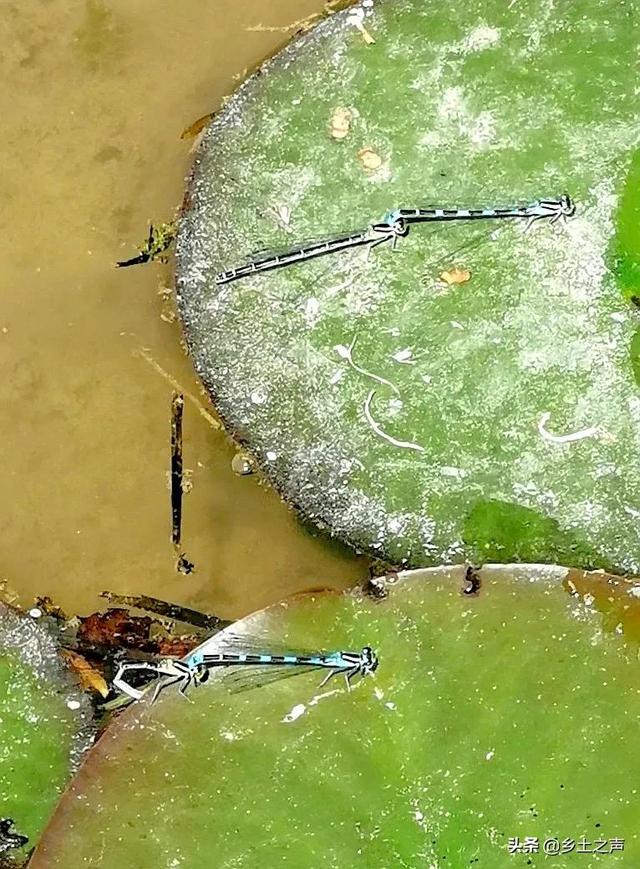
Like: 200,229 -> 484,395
194,664 -> 209,686
391,217 -> 409,238
361,645 -> 379,675
560,193 -> 575,217
371,218 -> 409,244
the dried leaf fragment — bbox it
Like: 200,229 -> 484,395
439,267 -> 471,285
180,111 -> 215,140
61,649 -> 109,698
329,107 -> 352,140
78,609 -> 152,650
357,147 -> 383,171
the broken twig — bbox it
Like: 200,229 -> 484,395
100,591 -> 230,632
171,393 -> 194,574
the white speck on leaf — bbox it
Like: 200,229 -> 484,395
537,411 -> 599,444
250,388 -> 267,405
304,297 -> 320,327
392,348 -> 415,364
441,466 -> 466,479
282,704 -> 306,723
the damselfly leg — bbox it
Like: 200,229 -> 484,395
114,659 -> 194,702
318,668 -> 340,689
523,194 -> 575,233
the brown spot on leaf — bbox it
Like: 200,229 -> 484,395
357,147 -> 383,171
439,267 -> 471,285
329,107 -> 352,140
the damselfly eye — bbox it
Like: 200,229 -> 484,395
196,666 -> 209,685
362,646 -> 378,673
393,218 -> 409,237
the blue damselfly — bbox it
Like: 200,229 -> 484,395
113,633 -> 379,703
384,194 -> 575,232
214,220 -> 408,286
214,194 -> 574,286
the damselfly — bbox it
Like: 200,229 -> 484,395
113,634 -> 379,703
214,194 -> 574,286
214,220 -> 408,286
384,194 -> 575,232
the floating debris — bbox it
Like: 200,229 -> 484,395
231,452 -> 256,476
78,609 -> 153,652
100,591 -> 230,632
135,347 -> 222,432
116,222 -> 176,268
180,111 -> 216,140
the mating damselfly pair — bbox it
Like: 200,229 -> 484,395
113,633 -> 379,703
215,194 -> 575,285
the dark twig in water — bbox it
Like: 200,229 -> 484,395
170,393 -> 194,574
100,591 -> 230,633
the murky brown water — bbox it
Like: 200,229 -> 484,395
1,0 -> 366,619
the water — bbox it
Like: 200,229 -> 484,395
0,0 -> 366,618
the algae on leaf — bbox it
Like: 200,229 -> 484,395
32,567 -> 640,867
609,148 -> 640,305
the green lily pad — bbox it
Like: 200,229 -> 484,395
0,604 -> 93,858
177,0 -> 640,572
32,566 -> 640,867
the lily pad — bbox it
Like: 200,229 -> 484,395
0,604 -> 93,859
176,0 -> 640,572
32,566 -> 640,866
